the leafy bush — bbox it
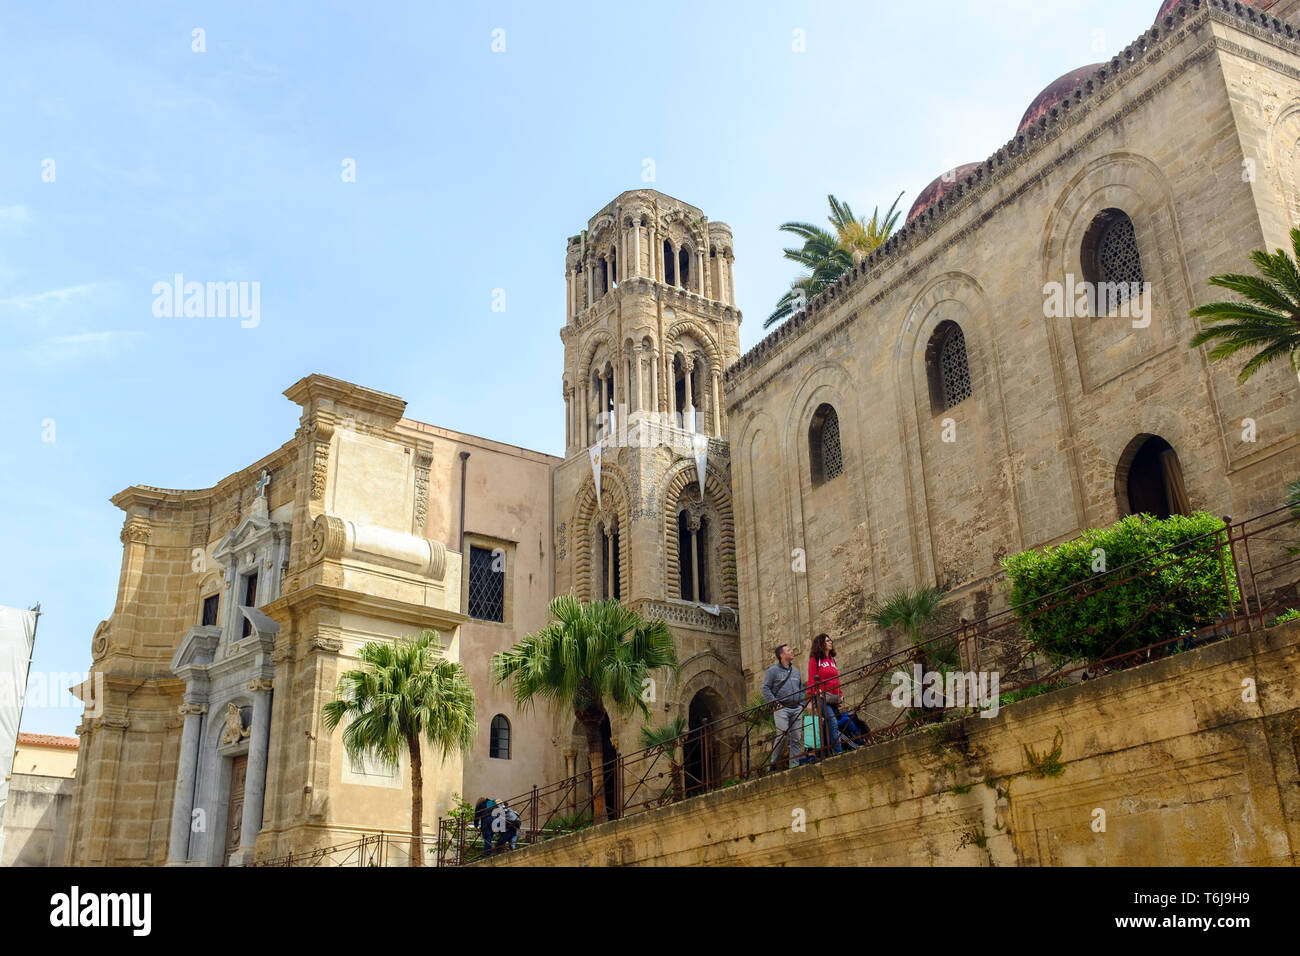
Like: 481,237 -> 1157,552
1001,512 -> 1238,665
1274,608 -> 1300,626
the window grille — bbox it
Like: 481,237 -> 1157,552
820,408 -> 843,481
939,326 -> 972,409
468,545 -> 505,622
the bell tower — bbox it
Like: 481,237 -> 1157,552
553,188 -> 746,747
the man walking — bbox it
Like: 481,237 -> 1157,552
761,643 -> 807,770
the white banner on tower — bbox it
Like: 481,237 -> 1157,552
0,604 -> 38,864
692,433 -> 710,499
589,443 -> 603,509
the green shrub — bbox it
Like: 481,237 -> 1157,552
1274,608 -> 1300,625
1001,512 -> 1238,665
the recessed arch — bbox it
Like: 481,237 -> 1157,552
1115,433 -> 1190,519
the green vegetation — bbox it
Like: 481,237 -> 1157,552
1189,226 -> 1300,385
1001,512 -> 1238,665
766,193 -> 904,329
867,585 -> 957,699
493,596 -> 678,822
1023,728 -> 1066,778
322,630 -> 476,867
1274,608 -> 1300,626
998,678 -> 1069,707
639,715 -> 687,802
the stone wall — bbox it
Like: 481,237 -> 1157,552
2,774 -> 74,867
493,619 -> 1300,866
726,5 -> 1300,691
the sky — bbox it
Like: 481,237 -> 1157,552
0,0 -> 1167,735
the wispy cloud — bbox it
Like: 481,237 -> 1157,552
0,282 -> 106,310
20,330 -> 142,367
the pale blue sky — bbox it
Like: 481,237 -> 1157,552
1,0 -> 1165,734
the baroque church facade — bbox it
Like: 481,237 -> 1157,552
63,0 -> 1300,864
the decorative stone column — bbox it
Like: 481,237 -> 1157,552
234,678 -> 273,863
650,346 -> 659,413
687,512 -> 702,602
166,701 -> 206,864
711,370 -> 722,436
634,350 -> 643,412
683,357 -> 695,432
668,354 -> 677,421
581,380 -> 589,447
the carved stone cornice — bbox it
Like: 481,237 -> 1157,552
120,516 -> 152,545
247,677 -> 274,693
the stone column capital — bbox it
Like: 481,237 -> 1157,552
247,678 -> 274,693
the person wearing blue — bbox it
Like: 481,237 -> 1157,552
474,796 -> 496,855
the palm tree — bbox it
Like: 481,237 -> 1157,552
1189,226 -> 1300,384
865,585 -> 954,671
638,715 -> 687,803
322,630 -> 476,867
492,595 -> 678,823
766,192 -> 905,329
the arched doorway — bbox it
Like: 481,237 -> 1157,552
1118,434 -> 1190,519
684,689 -> 725,795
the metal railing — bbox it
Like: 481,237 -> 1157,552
435,504 -> 1300,865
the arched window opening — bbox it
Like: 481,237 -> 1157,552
674,354 -> 704,432
609,246 -> 617,287
1082,208 -> 1143,311
684,689 -> 725,795
663,240 -> 675,286
1120,435 -> 1190,520
679,247 -> 690,289
809,404 -> 843,487
925,321 -> 972,414
489,714 -> 511,759
597,258 -> 609,297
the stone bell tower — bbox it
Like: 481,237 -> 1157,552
552,188 -> 747,754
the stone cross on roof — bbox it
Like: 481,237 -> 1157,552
255,469 -> 272,498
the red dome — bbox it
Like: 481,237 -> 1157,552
1154,0 -> 1274,21
1016,63 -> 1104,136
907,163 -> 981,223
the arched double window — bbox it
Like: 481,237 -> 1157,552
597,519 -> 621,600
489,714 -> 511,759
926,321 -> 972,414
677,509 -> 709,602
809,403 -> 843,487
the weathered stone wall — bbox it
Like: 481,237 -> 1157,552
726,6 -> 1300,691
493,619 -> 1300,866
2,774 -> 75,867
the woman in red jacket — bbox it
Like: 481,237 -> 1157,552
808,633 -> 843,755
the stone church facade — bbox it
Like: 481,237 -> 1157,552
62,0 -> 1300,864
728,0 -> 1300,682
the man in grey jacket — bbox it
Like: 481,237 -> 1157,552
761,643 -> 806,769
